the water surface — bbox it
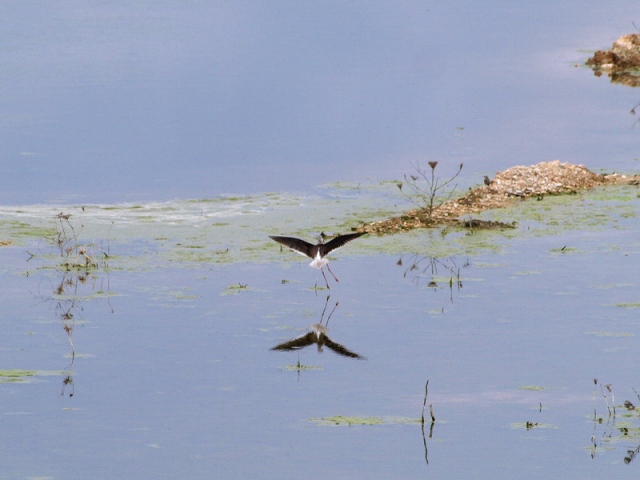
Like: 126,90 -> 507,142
0,2 -> 639,203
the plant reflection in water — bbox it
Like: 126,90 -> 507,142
590,378 -> 640,465
30,212 -> 114,397
396,254 -> 466,303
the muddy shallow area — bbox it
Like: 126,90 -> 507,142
586,33 -> 640,86
358,160 -> 640,235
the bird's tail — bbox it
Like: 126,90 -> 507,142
310,258 -> 328,269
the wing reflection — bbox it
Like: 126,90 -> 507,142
270,296 -> 365,360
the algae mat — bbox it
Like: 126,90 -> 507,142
0,182 -> 638,271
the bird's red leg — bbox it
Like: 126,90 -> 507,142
320,268 -> 331,289
326,264 -> 339,282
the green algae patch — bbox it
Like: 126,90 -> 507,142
494,185 -> 640,238
0,370 -> 37,383
550,246 -> 578,254
0,178 -> 637,270
309,416 -> 385,426
518,385 -> 547,391
386,417 -> 426,425
585,331 -> 634,337
510,422 -> 559,430
168,292 -> 198,301
0,220 -> 56,243
592,283 -> 633,290
616,303 -> 640,308
52,291 -> 121,302
0,370 -> 69,384
308,415 -> 427,426
0,369 -> 65,383
221,283 -> 250,296
280,364 -> 323,372
611,419 -> 640,438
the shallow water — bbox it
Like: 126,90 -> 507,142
1,184 -> 640,479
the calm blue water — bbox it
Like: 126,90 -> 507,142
0,1 -> 639,204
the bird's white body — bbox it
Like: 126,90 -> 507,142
310,251 -> 328,270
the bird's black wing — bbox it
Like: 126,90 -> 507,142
269,236 -> 314,258
270,332 -> 316,352
321,335 -> 366,359
322,232 -> 365,255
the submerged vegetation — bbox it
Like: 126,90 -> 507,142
308,416 -> 385,426
51,212 -> 111,271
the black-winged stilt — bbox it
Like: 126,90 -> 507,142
269,232 -> 365,288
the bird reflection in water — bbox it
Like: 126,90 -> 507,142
271,296 -> 365,360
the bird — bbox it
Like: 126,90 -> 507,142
483,175 -> 492,186
271,297 -> 365,359
269,231 -> 365,288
